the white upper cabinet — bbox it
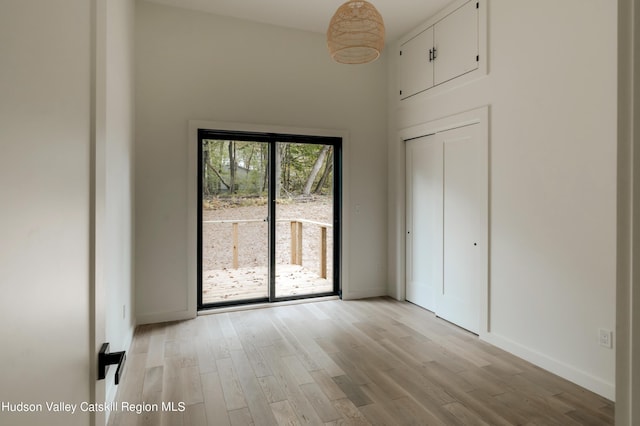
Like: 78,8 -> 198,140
433,0 -> 479,86
399,0 -> 480,100
399,28 -> 435,100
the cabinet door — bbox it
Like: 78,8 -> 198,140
405,135 -> 443,311
438,123 -> 487,334
433,0 -> 479,86
399,27 -> 434,100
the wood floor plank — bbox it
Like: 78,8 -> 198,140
258,345 -> 325,424
359,382 -> 410,421
327,351 -> 372,386
206,316 -> 232,360
280,354 -> 315,385
107,352 -> 147,426
443,401 -> 492,426
230,349 -> 279,426
228,407 -> 255,426
465,388 -> 528,425
241,340 -> 274,378
218,313 -> 244,351
268,315 -> 324,373
435,386 -> 513,426
331,398 -> 371,425
358,401 -> 401,426
184,403 -> 207,426
390,396 -> 445,426
553,391 -> 614,424
130,324 -> 152,354
137,366 -> 164,426
457,367 -> 511,396
182,366 -> 205,405
270,400 -> 301,426
383,365 -> 456,407
299,382 -> 342,423
141,365 -> 164,396
216,357 -> 248,411
201,372 -> 231,426
259,375 -> 288,404
146,325 -> 166,368
494,390 -> 568,426
196,339 -> 217,375
377,335 -> 435,367
331,375 -> 373,407
419,360 -> 475,394
309,370 -> 347,401
271,337 -> 297,357
110,298 -> 614,426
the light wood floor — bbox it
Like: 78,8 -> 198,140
108,298 -> 614,426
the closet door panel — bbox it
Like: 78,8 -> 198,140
439,124 -> 486,334
405,135 -> 442,311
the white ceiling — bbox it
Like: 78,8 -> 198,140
143,0 -> 453,42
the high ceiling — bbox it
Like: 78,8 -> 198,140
143,0 -> 453,42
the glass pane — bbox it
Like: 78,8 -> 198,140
275,142 -> 334,298
201,139 -> 269,304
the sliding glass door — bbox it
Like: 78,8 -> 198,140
274,142 -> 335,298
197,131 -> 340,309
199,139 -> 270,305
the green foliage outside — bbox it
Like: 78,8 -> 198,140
202,140 -> 333,209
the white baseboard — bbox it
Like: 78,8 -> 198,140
482,332 -> 615,401
136,309 -> 196,325
342,286 -> 387,300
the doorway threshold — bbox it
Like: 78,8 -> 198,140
197,295 -> 340,316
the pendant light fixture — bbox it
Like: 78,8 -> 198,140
327,0 -> 385,64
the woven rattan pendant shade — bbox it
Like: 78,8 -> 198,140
327,0 -> 385,64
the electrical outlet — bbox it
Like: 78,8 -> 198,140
598,328 -> 613,349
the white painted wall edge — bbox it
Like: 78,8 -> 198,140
187,120 -> 350,312
483,332 -> 615,401
91,0 -> 108,424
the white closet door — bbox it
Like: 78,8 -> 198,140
405,135 -> 442,311
438,124 -> 487,334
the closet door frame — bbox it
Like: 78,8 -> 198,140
399,106 -> 489,335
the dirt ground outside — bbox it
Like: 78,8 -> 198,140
201,196 -> 334,303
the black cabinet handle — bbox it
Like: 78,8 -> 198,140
433,47 -> 438,60
429,48 -> 433,62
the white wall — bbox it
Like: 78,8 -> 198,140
0,1 -> 93,425
104,0 -> 136,409
134,1 -> 388,323
388,0 -> 617,399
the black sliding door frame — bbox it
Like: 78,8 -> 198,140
197,129 -> 342,310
